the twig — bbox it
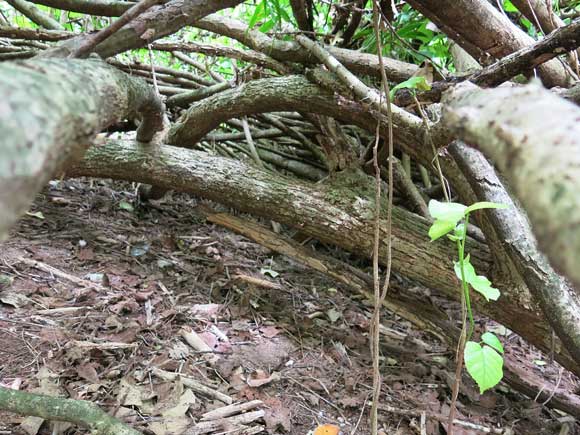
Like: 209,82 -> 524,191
151,368 -> 233,404
374,404 -> 506,434
200,400 -> 263,421
369,3 -> 395,433
241,116 -> 265,168
70,0 -> 163,58
16,257 -> 107,291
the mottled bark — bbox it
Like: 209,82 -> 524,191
443,81 -> 580,295
167,74 -> 448,166
0,58 -> 163,238
0,387 -> 140,435
68,139 -> 580,375
40,0 -> 244,58
448,141 -> 580,370
406,0 -> 572,87
194,15 -> 418,81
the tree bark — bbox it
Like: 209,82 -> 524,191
443,81 -> 580,295
194,15 -> 418,81
67,139 -> 580,376
406,0 -> 572,87
39,0 -> 244,58
167,73 -> 449,166
0,388 -> 140,435
0,58 -> 163,238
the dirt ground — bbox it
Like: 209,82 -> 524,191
0,178 -> 578,435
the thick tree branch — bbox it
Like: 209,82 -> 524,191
67,139 -> 580,375
39,0 -> 244,58
470,18 -> 580,87
443,81 -> 580,295
406,0 -> 572,87
69,0 -> 163,58
0,58 -> 163,238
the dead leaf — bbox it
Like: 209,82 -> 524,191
150,389 -> 197,435
263,398 -> 291,432
76,363 -> 100,384
246,370 -> 280,388
191,303 -> 222,319
260,325 -> 281,338
0,291 -> 32,308
314,424 -> 341,435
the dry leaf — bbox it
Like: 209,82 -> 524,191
313,424 -> 341,435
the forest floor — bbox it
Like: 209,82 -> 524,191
0,179 -> 578,435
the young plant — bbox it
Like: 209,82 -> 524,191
428,200 -> 507,393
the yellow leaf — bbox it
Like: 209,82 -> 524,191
314,424 -> 341,435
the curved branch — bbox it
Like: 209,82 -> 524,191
40,0 -> 244,58
406,0 -> 572,87
0,387 -> 140,435
167,74 -> 446,166
0,57 -> 163,238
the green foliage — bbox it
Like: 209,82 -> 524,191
453,258 -> 500,301
428,199 -> 508,393
464,339 -> 504,394
389,75 -> 431,99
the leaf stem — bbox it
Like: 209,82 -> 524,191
458,212 -> 475,339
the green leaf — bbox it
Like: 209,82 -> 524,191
454,258 -> 500,301
389,76 -> 432,99
260,267 -> 279,278
453,223 -> 466,239
429,219 -> 456,241
259,18 -> 275,32
428,200 -> 467,223
248,0 -> 266,28
502,0 -> 519,12
470,274 -> 501,301
481,332 -> 504,354
118,200 -> 134,212
453,256 -> 476,283
26,211 -> 45,220
464,341 -> 504,394
465,202 -> 508,214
